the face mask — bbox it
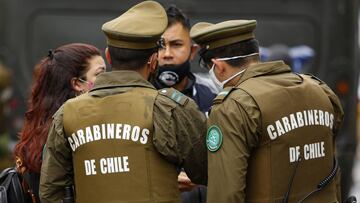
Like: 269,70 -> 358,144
155,60 -> 191,87
208,53 -> 258,90
79,78 -> 95,90
209,65 -> 246,91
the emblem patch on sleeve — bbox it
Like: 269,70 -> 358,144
206,125 -> 223,152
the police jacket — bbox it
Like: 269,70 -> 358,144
206,61 -> 344,203
39,70 -> 207,203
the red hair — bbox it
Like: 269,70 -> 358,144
14,43 -> 101,173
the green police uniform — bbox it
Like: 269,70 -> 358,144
40,71 -> 207,203
191,21 -> 344,203
39,1 -> 207,203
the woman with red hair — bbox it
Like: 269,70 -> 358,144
13,43 -> 105,203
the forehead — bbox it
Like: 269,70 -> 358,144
87,55 -> 105,70
162,22 -> 191,42
88,55 -> 104,65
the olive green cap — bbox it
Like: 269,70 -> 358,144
190,20 -> 257,50
102,1 -> 167,49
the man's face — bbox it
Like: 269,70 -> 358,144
158,22 -> 194,66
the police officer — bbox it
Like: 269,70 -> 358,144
39,2 -> 207,203
191,20 -> 344,202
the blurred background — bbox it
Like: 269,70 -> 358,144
0,0 -> 358,200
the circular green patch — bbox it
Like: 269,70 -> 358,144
206,125 -> 223,152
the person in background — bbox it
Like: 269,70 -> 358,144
152,5 -> 215,203
39,2 -> 207,203
0,62 -> 12,169
191,19 -> 343,202
153,5 -> 217,114
260,44 -> 315,73
0,62 -> 11,135
13,43 -> 105,203
265,44 -> 293,67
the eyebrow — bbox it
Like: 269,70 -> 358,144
167,39 -> 184,44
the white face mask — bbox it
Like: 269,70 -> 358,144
209,66 -> 246,91
208,53 -> 258,90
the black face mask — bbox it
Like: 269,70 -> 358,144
154,60 -> 191,88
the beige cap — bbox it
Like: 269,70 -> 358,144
190,20 -> 257,50
102,1 -> 167,49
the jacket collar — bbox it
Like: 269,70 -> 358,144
235,60 -> 291,86
90,70 -> 156,92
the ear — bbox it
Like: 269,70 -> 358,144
148,52 -> 158,73
105,47 -> 112,65
189,44 -> 199,61
211,59 -> 226,76
71,77 -> 84,93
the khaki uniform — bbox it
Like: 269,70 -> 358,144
40,71 -> 207,203
207,61 -> 343,203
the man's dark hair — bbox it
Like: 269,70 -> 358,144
200,39 -> 260,68
108,46 -> 157,70
166,5 -> 190,30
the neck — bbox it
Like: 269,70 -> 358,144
173,76 -> 189,92
224,61 -> 258,87
129,64 -> 149,80
111,64 -> 149,79
224,74 -> 241,87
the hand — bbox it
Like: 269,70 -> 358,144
178,171 -> 198,192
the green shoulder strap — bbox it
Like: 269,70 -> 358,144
158,88 -> 189,106
213,86 -> 235,105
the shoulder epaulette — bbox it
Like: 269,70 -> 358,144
303,73 -> 324,84
158,88 -> 189,105
213,87 -> 235,105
